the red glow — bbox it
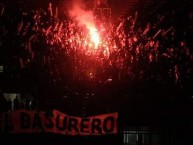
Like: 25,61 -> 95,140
8,1 -> 189,84
69,0 -> 101,50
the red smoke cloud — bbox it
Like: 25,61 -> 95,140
68,0 -> 100,48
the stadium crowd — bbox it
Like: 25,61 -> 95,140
0,1 -> 193,97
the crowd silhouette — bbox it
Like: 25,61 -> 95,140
5,96 -> 38,112
0,1 -> 193,101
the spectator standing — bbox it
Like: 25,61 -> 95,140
25,98 -> 31,110
13,96 -> 20,110
7,98 -> 12,111
31,98 -> 38,110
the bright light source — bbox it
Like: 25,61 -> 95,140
3,93 -> 20,101
0,65 -> 3,73
88,27 -> 100,49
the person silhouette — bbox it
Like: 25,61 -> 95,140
7,98 -> 12,111
13,96 -> 20,110
31,98 -> 38,110
25,98 -> 30,110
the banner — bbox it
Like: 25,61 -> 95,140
0,110 -> 118,135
